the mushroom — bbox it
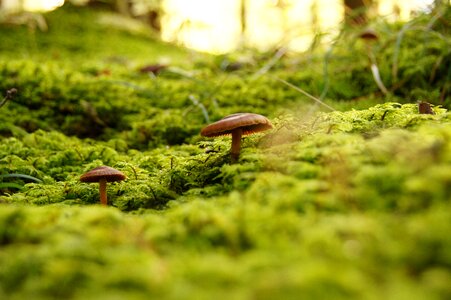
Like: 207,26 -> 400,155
358,27 -> 388,95
80,166 -> 126,206
201,113 -> 273,162
358,28 -> 379,41
418,101 -> 435,115
0,88 -> 17,109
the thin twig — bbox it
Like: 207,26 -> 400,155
320,29 -> 345,100
392,20 -> 449,83
252,47 -> 287,80
392,22 -> 414,81
426,4 -> 447,30
272,76 -> 336,111
0,173 -> 42,183
188,95 -> 210,123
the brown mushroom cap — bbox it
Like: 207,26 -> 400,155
418,101 -> 435,115
201,113 -> 273,137
359,28 -> 379,40
80,166 -> 126,183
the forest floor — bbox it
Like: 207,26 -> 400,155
0,4 -> 450,300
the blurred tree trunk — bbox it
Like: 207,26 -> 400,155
240,0 -> 246,36
344,0 -> 372,26
86,0 -> 131,15
115,0 -> 131,16
147,10 -> 161,32
434,0 -> 450,9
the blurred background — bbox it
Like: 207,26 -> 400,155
0,0 -> 439,54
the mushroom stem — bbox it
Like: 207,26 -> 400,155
370,63 -> 388,95
231,128 -> 243,162
99,178 -> 108,206
365,43 -> 388,95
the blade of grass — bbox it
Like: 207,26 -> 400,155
252,47 -> 287,80
272,76 -> 336,111
0,183 -> 24,190
0,173 -> 43,183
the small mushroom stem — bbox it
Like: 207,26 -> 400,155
99,178 -> 108,206
370,63 -> 388,95
365,43 -> 388,95
231,128 -> 243,162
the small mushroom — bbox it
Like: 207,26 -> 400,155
358,28 -> 388,95
358,27 -> 379,41
418,101 -> 435,115
138,63 -> 168,75
201,113 -> 273,162
0,88 -> 17,109
80,166 -> 126,206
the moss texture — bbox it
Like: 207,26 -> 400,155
0,3 -> 450,300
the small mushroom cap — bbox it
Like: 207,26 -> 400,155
201,113 -> 273,137
359,28 -> 379,40
80,166 -> 126,183
418,101 -> 435,115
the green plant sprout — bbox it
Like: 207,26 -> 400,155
0,173 -> 42,191
0,88 -> 17,109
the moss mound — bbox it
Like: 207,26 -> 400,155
0,3 -> 450,300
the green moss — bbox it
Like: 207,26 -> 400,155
0,200 -> 450,299
0,4 -> 450,299
0,4 -> 190,64
1,103 -> 449,213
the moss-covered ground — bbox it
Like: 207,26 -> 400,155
0,4 -> 450,299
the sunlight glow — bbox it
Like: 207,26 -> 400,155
162,0 -> 434,54
2,0 -> 438,54
161,0 -> 241,54
379,0 -> 435,20
2,0 -> 64,12
24,0 -> 64,12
